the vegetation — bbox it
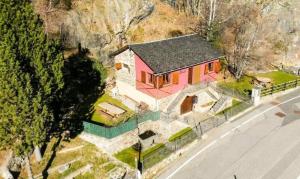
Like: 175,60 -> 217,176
142,143 -> 165,158
91,93 -> 135,126
60,50 -> 107,132
21,137 -> 118,178
168,127 -> 193,142
256,71 -> 299,85
49,0 -> 72,10
114,143 -> 168,169
0,3 -> 64,177
219,71 -> 300,96
218,76 -> 254,96
217,99 -> 242,115
114,147 -> 138,168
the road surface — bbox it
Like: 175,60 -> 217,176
158,88 -> 300,179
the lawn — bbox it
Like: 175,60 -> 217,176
114,147 -> 138,168
91,93 -> 135,126
114,143 -> 169,169
218,71 -> 299,96
256,71 -> 299,84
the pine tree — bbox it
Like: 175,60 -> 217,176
0,0 -> 64,161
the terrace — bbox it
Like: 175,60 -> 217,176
91,93 -> 135,127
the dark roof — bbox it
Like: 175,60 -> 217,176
112,34 -> 222,74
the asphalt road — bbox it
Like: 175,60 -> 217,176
157,88 -> 300,179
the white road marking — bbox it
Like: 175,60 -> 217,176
165,94 -> 300,179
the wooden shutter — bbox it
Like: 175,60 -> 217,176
192,65 -> 201,84
154,76 -> 158,88
115,63 -> 122,70
204,64 -> 209,74
172,71 -> 180,84
141,71 -> 146,83
214,61 -> 221,73
158,76 -> 164,88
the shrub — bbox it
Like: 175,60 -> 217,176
168,127 -> 193,142
168,30 -> 183,37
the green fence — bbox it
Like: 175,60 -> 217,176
83,111 -> 160,139
261,79 -> 300,96
142,129 -> 197,170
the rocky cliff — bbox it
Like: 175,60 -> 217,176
35,0 -> 154,61
163,0 -> 300,67
35,0 -> 196,63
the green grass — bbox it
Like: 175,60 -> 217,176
102,162 -> 117,173
217,99 -> 242,115
256,71 -> 299,84
114,147 -> 138,168
91,93 -> 135,126
218,76 -> 253,95
142,143 -> 165,158
114,143 -> 168,169
219,71 -> 299,96
168,127 -> 193,142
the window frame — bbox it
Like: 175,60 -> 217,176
208,62 -> 214,72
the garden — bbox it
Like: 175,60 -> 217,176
218,71 -> 300,96
114,127 -> 197,170
91,93 -> 135,127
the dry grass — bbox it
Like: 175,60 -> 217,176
126,0 -> 198,43
19,137 -> 121,178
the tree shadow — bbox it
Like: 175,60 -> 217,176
41,48 -> 105,178
60,48 -> 106,136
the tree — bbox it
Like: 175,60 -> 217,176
222,3 -> 261,79
0,0 -> 64,177
194,1 -> 271,79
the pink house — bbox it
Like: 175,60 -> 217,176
111,34 -> 223,115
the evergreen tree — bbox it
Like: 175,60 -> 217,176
0,0 -> 64,158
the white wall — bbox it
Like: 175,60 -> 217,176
116,80 -> 159,111
114,49 -> 136,87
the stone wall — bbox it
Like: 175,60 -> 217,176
115,49 -> 136,87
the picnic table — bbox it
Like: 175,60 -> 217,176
98,102 -> 125,117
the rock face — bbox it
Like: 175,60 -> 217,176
36,0 -> 154,61
63,0 -> 153,48
163,0 -> 300,67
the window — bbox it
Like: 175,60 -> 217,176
208,62 -> 214,72
115,63 -> 122,70
163,73 -> 170,85
148,73 -> 154,84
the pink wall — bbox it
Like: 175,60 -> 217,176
135,54 -> 153,81
200,60 -> 218,82
135,53 -> 219,99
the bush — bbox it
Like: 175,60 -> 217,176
142,143 -> 165,158
168,127 -> 193,142
168,30 -> 183,37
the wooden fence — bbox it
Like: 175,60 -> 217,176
260,79 -> 300,97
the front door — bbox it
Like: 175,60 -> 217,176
181,96 -> 194,115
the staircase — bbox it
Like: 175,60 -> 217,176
210,95 -> 229,113
166,83 -> 209,112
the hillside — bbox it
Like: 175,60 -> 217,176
33,0 -> 300,69
33,0 -> 197,62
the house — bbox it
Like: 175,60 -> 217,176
110,34 -> 223,115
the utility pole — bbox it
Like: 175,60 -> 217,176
136,106 -> 143,175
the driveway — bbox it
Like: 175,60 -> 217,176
157,88 -> 300,179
